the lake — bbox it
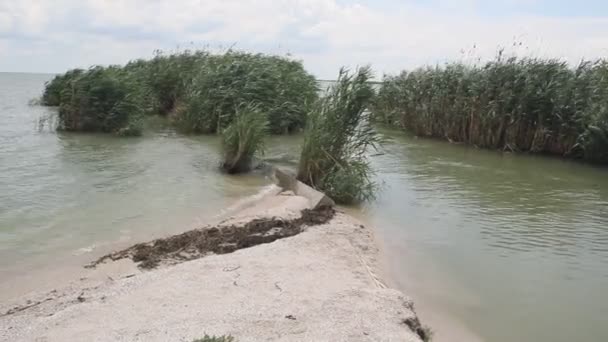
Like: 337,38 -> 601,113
1,72 -> 607,341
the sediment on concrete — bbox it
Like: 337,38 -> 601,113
87,206 -> 335,269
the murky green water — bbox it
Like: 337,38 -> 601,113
364,130 -> 608,341
1,73 -> 607,341
0,73 -> 274,284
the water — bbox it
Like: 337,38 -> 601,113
1,73 -> 608,341
0,73 -> 275,289
364,130 -> 608,341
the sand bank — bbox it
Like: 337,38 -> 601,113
1,187 -> 425,341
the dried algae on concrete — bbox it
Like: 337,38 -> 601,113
87,206 -> 335,269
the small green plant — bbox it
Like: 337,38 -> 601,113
297,66 -> 379,204
192,334 -> 235,342
221,103 -> 269,174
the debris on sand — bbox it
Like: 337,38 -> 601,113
87,206 -> 335,269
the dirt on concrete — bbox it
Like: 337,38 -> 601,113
403,316 -> 433,342
87,206 -> 335,269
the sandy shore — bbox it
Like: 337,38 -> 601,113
0,189 -> 424,341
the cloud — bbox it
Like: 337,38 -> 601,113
0,0 -> 607,78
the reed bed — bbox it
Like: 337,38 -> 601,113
48,66 -> 145,135
42,50 -> 318,136
374,55 -> 608,164
176,52 -> 317,134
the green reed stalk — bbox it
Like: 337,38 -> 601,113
220,103 -> 269,174
297,66 -> 379,204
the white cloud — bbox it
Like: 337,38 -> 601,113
0,0 -> 607,78
0,11 -> 12,32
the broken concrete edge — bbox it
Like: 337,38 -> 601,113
272,167 -> 335,209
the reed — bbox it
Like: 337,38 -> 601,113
221,103 -> 269,174
42,50 -> 318,136
176,52 -> 317,134
297,66 -> 379,204
55,66 -> 145,135
374,55 -> 608,164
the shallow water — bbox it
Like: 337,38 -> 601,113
1,73 -> 607,341
0,73 -> 274,285
364,129 -> 608,342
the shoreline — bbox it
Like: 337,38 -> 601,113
0,183 -> 282,303
0,180 -> 426,341
342,207 -> 484,342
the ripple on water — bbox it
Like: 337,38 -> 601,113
2,78 -> 608,342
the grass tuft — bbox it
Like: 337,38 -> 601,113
297,66 -> 379,204
221,103 -> 269,174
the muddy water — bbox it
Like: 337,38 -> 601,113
1,73 -> 608,341
364,128 -> 608,342
0,73 -> 274,297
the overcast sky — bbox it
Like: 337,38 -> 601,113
1,0 -> 607,78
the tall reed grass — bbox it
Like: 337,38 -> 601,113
53,66 -> 145,135
297,66 -> 379,204
176,52 -> 317,134
42,50 -> 318,136
374,55 -> 608,164
221,103 -> 268,174
42,68 -> 84,106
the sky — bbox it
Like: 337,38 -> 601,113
0,0 -> 607,78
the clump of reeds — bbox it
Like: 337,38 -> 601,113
55,66 -> 145,135
130,50 -> 210,116
42,69 -> 84,106
220,103 -> 269,174
42,50 -> 318,137
297,66 -> 379,204
177,52 -> 317,134
374,54 -> 608,164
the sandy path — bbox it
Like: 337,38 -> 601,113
0,194 -> 423,342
